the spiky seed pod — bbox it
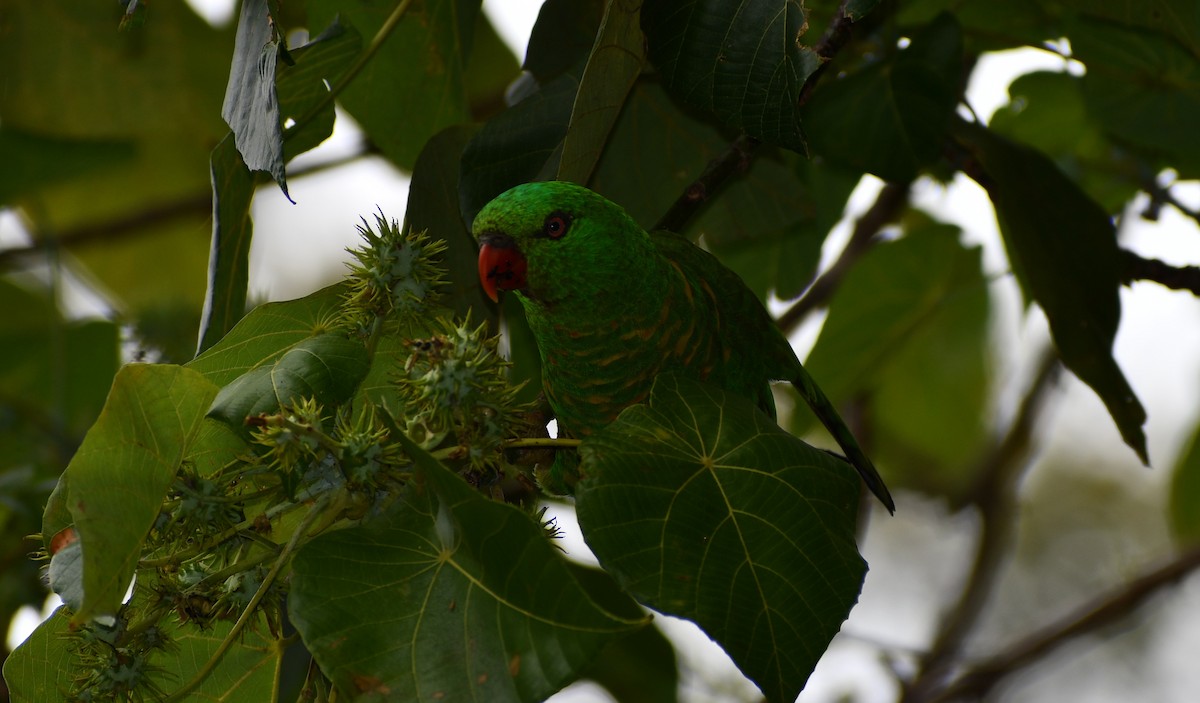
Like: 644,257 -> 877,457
395,319 -> 530,469
334,404 -> 409,489
343,211 -> 448,332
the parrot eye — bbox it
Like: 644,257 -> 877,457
543,212 -> 571,239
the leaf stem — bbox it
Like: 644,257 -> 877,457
283,0 -> 416,143
163,490 -> 341,702
776,180 -> 911,333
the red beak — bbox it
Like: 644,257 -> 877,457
478,234 -> 528,303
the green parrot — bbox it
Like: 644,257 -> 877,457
473,181 -> 894,513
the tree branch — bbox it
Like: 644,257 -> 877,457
927,543 -> 1200,702
1120,249 -> 1200,296
653,0 -> 866,233
0,147 -> 374,270
776,180 -> 911,333
903,349 -> 1063,703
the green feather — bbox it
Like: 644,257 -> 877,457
473,181 -> 895,513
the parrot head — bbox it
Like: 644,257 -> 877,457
472,181 -> 656,308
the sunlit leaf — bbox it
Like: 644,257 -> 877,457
576,374 -> 865,702
188,283 -> 346,386
53,365 -> 219,621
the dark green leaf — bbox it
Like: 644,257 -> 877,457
895,0 -> 1053,53
207,334 -> 369,426
278,18 -> 364,161
1071,17 -> 1200,178
989,71 -> 1139,213
591,81 -> 840,298
954,120 -> 1147,463
307,0 -> 481,170
524,0 -> 607,81
801,218 -> 990,497
200,134 -> 256,355
407,125 -> 496,322
290,433 -> 646,702
1060,0 -> 1200,60
576,374 -> 865,703
51,365 -> 219,622
556,0 -> 647,185
641,0 -> 821,152
459,66 -> 581,224
846,0 -> 883,20
222,0 -> 289,196
803,12 -> 963,180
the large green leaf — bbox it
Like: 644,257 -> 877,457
576,374 -> 865,702
188,283 -> 347,387
641,0 -> 821,152
407,125 -> 496,322
459,65 -> 581,224
289,434 -> 646,702
954,120 -> 1147,463
556,0 -> 647,185
48,365 -> 219,622
801,219 -> 991,497
1070,17 -> 1200,178
802,12 -> 963,181
1060,0 -> 1200,60
988,71 -> 1139,213
307,0 -> 482,170
523,0 -> 607,81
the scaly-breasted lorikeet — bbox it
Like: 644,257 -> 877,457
474,181 -> 894,513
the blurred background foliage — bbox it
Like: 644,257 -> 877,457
2,0 -> 1200,701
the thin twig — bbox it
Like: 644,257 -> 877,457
163,491 -> 339,702
903,349 -> 1063,702
1120,249 -> 1200,296
776,181 -> 912,334
283,0 -> 415,143
928,543 -> 1200,702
